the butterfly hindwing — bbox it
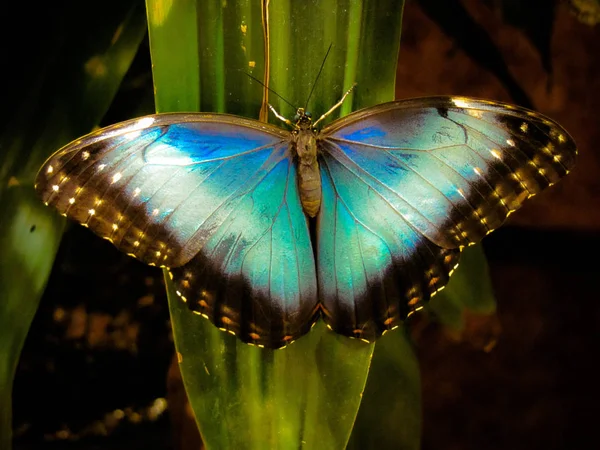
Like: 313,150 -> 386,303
317,97 -> 576,339
169,148 -> 319,347
317,143 -> 461,340
36,114 -> 319,347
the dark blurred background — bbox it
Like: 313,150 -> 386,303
6,0 -> 600,449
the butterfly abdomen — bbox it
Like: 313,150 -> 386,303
298,162 -> 321,217
294,128 -> 321,217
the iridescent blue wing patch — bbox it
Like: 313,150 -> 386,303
36,114 -> 319,348
317,97 -> 576,340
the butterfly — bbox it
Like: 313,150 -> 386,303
35,95 -> 576,348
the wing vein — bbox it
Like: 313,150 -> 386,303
321,156 -> 396,263
176,146 -> 289,261
322,140 -> 446,237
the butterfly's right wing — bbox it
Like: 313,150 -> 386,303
316,97 -> 576,341
36,114 -> 318,348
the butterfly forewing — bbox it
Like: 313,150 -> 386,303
316,96 -> 576,339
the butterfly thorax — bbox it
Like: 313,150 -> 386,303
292,108 -> 321,217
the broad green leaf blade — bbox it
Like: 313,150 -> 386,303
427,245 -> 496,331
267,0 -> 404,120
0,186 -> 63,449
148,0 -> 265,116
346,329 -> 421,450
147,0 -> 406,449
0,2 -> 147,447
166,278 -> 373,449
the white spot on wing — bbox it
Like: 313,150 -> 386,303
137,117 -> 155,129
490,149 -> 502,159
451,98 -> 470,108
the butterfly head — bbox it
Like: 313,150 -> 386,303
293,108 -> 313,130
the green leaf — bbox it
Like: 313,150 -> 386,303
347,329 -> 421,450
0,186 -> 63,449
0,2 -> 147,447
166,278 -> 374,449
147,0 -> 407,448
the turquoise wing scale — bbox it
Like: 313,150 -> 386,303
35,114 -> 319,348
317,97 -> 576,340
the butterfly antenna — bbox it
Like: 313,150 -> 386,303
245,73 -> 296,110
304,43 -> 333,111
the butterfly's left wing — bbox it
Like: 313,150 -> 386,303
317,96 -> 576,340
36,114 -> 319,348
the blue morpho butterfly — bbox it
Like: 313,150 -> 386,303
35,87 -> 576,349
